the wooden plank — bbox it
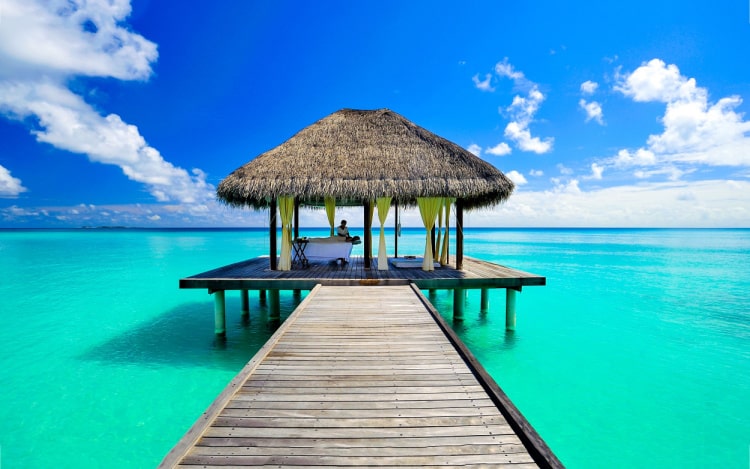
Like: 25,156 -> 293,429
189,442 -> 530,456
196,434 -> 523,448
179,256 -> 546,290
178,453 -> 535,466
161,285 -> 558,468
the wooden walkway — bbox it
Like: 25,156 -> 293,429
160,285 -> 561,468
179,256 -> 546,291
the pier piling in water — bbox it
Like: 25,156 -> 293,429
240,290 -> 249,317
213,290 -> 226,335
453,288 -> 465,320
268,290 -> 280,320
506,288 -> 518,330
481,288 -> 490,313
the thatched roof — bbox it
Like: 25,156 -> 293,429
217,108 -> 514,209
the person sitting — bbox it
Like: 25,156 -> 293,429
337,219 -> 361,244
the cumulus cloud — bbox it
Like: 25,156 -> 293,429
499,64 -> 553,153
505,170 -> 527,185
0,164 -> 27,197
611,58 -> 750,171
472,180 -> 750,227
557,163 -> 573,175
586,163 -> 604,180
579,80 -> 604,125
472,73 -> 494,92
466,143 -> 482,156
494,58 -> 526,82
579,99 -> 604,124
580,80 -> 598,95
0,0 -> 157,80
529,169 -> 544,177
474,58 -> 553,154
0,0 -> 214,205
485,142 -> 512,156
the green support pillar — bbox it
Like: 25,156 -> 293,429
481,289 -> 490,313
269,290 -> 280,320
453,288 -> 464,321
213,290 -> 226,335
506,288 -> 518,330
259,289 -> 267,306
240,290 -> 250,318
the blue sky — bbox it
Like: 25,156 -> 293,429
1,0 -> 749,227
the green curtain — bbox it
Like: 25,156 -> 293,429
278,196 -> 294,270
324,197 -> 336,236
376,197 -> 392,271
417,197 -> 441,271
440,198 -> 454,265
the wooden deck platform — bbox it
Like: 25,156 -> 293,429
160,285 -> 561,468
179,256 -> 546,291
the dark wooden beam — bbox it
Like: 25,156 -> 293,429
455,198 -> 464,270
293,197 -> 300,240
269,198 -> 277,270
363,199 -> 372,269
393,201 -> 399,258
431,226 -> 437,259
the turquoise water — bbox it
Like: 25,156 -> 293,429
0,228 -> 748,468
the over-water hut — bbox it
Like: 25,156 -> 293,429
217,108 -> 514,271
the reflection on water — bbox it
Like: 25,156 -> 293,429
79,291 -> 306,371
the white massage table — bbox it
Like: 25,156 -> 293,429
298,237 -> 354,264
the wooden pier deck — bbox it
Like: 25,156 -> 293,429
161,284 -> 561,468
179,256 -> 546,291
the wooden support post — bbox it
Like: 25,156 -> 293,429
363,199 -> 372,269
430,226 -> 436,258
240,290 -> 250,317
455,199 -> 464,270
481,288 -> 490,313
394,201 -> 399,258
269,198 -> 277,270
293,197 -> 300,240
293,289 -> 302,302
453,288 -> 464,321
259,289 -> 267,305
429,289 -> 437,301
269,290 -> 280,320
213,290 -> 226,335
506,288 -> 518,330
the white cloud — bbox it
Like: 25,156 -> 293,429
580,80 -> 598,95
586,163 -> 604,180
466,143 -> 482,156
494,58 -> 525,82
504,121 -> 553,153
472,73 -> 494,92
0,0 -> 157,80
0,164 -> 27,197
473,58 -> 553,154
633,166 -> 688,181
610,58 -> 750,171
469,180 -> 750,227
0,80 -> 213,203
485,142 -> 512,156
557,163 -> 573,175
505,170 -> 527,185
579,98 -> 604,124
529,169 -> 544,177
0,0 -> 213,206
502,83 -> 553,153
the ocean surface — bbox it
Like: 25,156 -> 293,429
0,227 -> 748,468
